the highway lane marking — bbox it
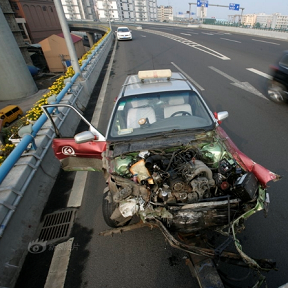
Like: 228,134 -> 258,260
209,66 -> 268,100
251,39 -> 280,45
142,29 -> 230,60
215,32 -> 231,35
201,32 -> 214,35
153,27 -> 174,30
181,33 -> 191,36
44,238 -> 74,288
246,68 -> 272,79
46,36 -> 119,288
67,171 -> 88,207
141,35 -> 147,37
220,38 -> 241,43
171,62 -> 205,91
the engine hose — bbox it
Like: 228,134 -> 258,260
145,155 -> 165,170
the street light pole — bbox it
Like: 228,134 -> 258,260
105,0 -> 112,31
54,0 -> 82,76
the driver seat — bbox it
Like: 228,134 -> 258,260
127,100 -> 156,128
164,97 -> 192,118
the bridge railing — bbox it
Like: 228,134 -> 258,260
0,31 -> 113,237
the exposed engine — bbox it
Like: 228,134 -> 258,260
107,147 -> 259,231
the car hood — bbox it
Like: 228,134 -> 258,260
118,32 -> 131,35
106,128 -> 280,187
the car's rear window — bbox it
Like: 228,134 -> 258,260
107,91 -> 214,140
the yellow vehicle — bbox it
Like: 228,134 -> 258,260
0,105 -> 23,128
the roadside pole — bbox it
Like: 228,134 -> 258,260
53,0 -> 82,77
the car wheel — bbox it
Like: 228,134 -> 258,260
4,122 -> 9,127
17,115 -> 22,119
102,189 -> 131,228
267,81 -> 286,103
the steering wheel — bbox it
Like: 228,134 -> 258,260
170,111 -> 192,117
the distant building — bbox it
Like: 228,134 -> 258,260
10,0 -> 62,43
241,14 -> 257,27
39,33 -> 86,73
240,12 -> 288,29
196,6 -> 207,18
62,0 -> 157,22
157,5 -> 173,22
96,0 -> 119,21
256,13 -> 273,28
61,0 -> 98,20
271,13 -> 288,29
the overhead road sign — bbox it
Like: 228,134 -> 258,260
229,3 -> 240,11
197,0 -> 208,8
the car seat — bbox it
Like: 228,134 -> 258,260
164,97 -> 192,118
127,100 -> 156,128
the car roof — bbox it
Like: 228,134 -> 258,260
120,71 -> 194,97
117,27 -> 129,30
0,105 -> 20,114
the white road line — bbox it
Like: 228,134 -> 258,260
141,35 -> 147,37
143,29 -> 230,60
180,33 -> 191,36
46,36 -> 118,288
209,66 -> 268,100
215,32 -> 231,35
155,27 -> 174,30
202,32 -> 214,35
209,66 -> 239,83
246,68 -> 272,79
44,238 -> 74,288
171,62 -> 205,91
251,39 -> 280,45
220,38 -> 241,43
67,171 -> 88,207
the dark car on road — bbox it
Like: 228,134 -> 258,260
267,51 -> 288,103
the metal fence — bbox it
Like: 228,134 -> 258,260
0,31 -> 113,237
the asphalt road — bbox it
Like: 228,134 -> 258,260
16,25 -> 288,288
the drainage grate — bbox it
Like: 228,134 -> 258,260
38,208 -> 77,244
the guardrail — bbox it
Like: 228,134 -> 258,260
0,27 -> 113,287
0,30 -> 114,288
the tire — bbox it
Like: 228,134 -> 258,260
267,81 -> 287,104
102,189 -> 131,228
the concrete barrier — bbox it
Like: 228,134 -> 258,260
0,32 -> 113,288
200,24 -> 288,41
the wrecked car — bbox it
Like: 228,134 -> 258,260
42,69 -> 280,285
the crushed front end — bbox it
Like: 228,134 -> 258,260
101,129 -> 280,284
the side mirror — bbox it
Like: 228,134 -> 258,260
217,111 -> 229,121
74,131 -> 96,144
214,111 -> 228,124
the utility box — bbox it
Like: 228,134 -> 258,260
39,33 -> 86,73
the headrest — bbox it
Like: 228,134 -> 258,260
168,97 -> 185,105
131,99 -> 148,108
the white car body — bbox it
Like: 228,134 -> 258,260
116,27 -> 132,41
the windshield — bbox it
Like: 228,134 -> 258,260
107,91 -> 214,140
118,28 -> 129,32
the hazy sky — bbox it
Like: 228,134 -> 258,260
156,0 -> 288,19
